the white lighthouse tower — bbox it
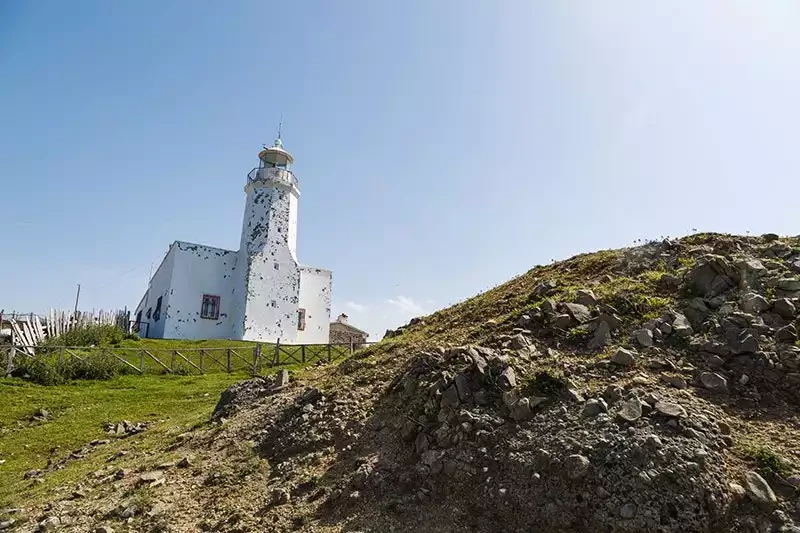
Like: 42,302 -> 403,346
232,135 -> 303,341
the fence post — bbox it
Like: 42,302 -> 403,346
350,338 -> 354,357
273,338 -> 281,366
302,344 -> 306,363
226,348 -> 232,373
5,347 -> 15,376
171,350 -> 176,372
58,347 -> 65,366
251,344 -> 258,376
139,350 -> 145,373
327,343 -> 332,362
199,349 -> 205,374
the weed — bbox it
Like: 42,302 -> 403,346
521,370 -> 568,397
741,445 -> 793,478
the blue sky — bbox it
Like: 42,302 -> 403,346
1,1 -> 799,339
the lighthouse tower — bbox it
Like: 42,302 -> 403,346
233,136 -> 302,341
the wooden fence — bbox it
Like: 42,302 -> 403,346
0,309 -> 130,353
1,341 -> 372,378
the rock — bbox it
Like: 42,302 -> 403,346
610,348 -> 636,366
138,471 -> 165,484
563,303 -> 591,324
773,299 -> 797,319
617,397 -> 642,422
776,324 -> 798,343
619,503 -> 637,519
672,313 -> 694,337
509,398 -> 533,421
729,482 -> 747,499
658,274 -> 681,291
271,488 -> 291,505
95,526 -> 114,533
665,375 -> 687,389
645,435 -> 663,449
741,292 -> 770,314
552,314 -> 573,329
499,367 -> 517,389
23,469 -> 42,479
453,374 -> 471,403
744,471 -> 777,505
177,456 -> 191,468
37,516 -> 61,532
466,347 -> 488,375
532,280 -> 557,298
582,398 -> 607,417
633,329 -> 653,348
587,321 -> 612,350
700,372 -> 728,392
654,401 -> 687,418
0,520 -> 16,531
689,255 -> 736,297
440,385 -> 460,410
276,369 -> 290,387
786,475 -> 800,487
508,334 -> 530,350
778,278 -> 800,292
564,454 -> 590,479
575,289 -> 597,307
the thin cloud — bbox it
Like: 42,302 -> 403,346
345,301 -> 367,313
385,295 -> 426,316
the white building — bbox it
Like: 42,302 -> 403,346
133,137 -> 332,343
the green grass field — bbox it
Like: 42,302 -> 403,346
0,371 -> 267,507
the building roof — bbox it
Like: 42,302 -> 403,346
330,321 -> 369,337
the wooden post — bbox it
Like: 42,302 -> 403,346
273,338 -> 281,366
199,349 -> 205,373
327,343 -> 332,362
301,344 -> 306,363
5,346 -> 15,376
252,344 -> 258,376
171,350 -> 176,372
139,350 -> 145,373
226,348 -> 232,373
58,347 -> 65,367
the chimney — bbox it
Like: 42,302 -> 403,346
337,313 -> 348,324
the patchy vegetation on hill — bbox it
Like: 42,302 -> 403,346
5,232 -> 800,532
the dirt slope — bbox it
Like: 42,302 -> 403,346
9,232 -> 800,533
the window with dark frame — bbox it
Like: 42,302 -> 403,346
146,307 -> 152,319
153,296 -> 162,321
297,308 -> 306,331
201,294 -> 221,320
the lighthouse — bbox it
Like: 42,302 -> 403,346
133,134 -> 332,343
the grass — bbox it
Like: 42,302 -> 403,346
0,367 -> 305,508
739,443 -> 794,478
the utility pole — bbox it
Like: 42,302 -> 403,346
74,284 -> 81,315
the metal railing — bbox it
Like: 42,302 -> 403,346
246,167 -> 299,189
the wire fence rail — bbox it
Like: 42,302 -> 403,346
2,340 -> 375,378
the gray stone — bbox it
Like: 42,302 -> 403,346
776,324 -> 798,343
619,503 -> 637,519
786,475 -> 800,487
610,348 -> 636,366
582,398 -> 607,417
689,256 -> 735,297
744,471 -> 777,505
552,314 -> 573,329
741,292 -> 769,314
0,520 -> 16,531
729,482 -> 746,499
454,374 -> 471,403
276,369 -> 290,387
499,367 -> 517,389
509,398 -> 533,421
563,303 -> 591,324
654,401 -> 687,418
466,347 -> 488,375
508,334 -> 530,350
272,488 -> 291,505
595,313 -> 623,330
575,289 -> 597,307
587,320 -> 612,350
706,355 -> 725,368
672,313 -> 694,337
666,375 -> 687,389
634,329 -> 653,348
440,385 -> 460,410
138,471 -> 164,484
645,434 -> 663,449
564,454 -> 590,479
773,299 -> 797,319
700,372 -> 728,392
778,278 -> 800,292
617,397 -> 642,422
37,517 -> 61,532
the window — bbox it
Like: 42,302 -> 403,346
201,294 -> 221,320
134,311 -> 142,332
146,307 -> 152,319
297,308 -> 306,331
153,297 -> 162,321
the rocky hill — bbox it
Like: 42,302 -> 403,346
12,232 -> 800,532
